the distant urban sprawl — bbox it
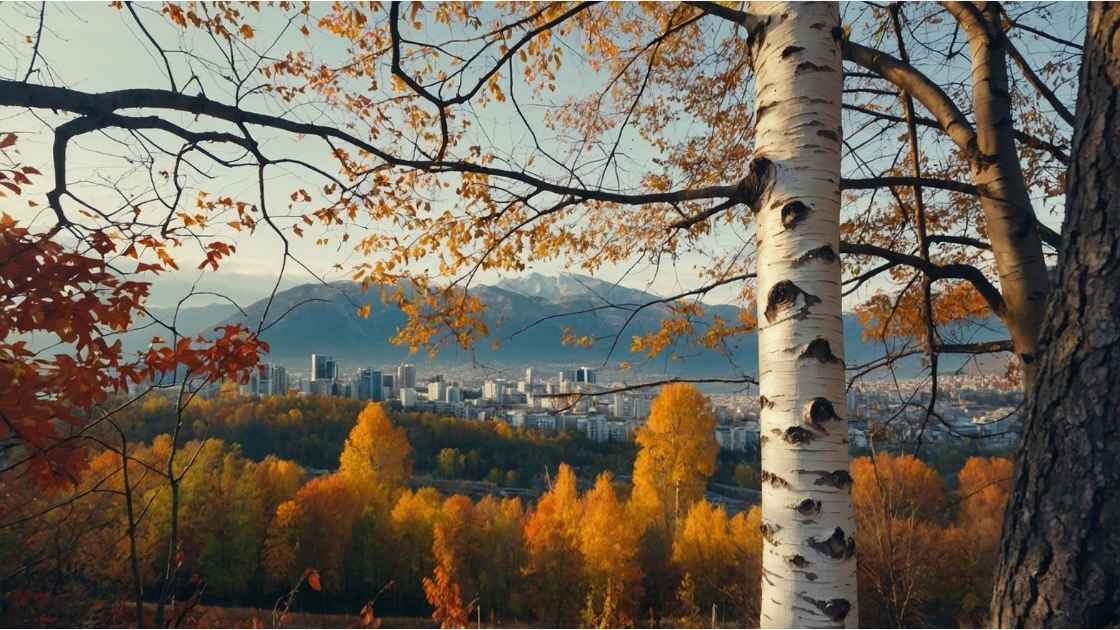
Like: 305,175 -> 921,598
151,352 -> 1022,456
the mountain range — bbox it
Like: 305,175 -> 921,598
121,273 -> 1008,378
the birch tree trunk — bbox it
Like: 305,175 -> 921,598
748,2 -> 857,627
990,4 -> 1120,625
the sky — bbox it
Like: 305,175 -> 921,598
0,1 -> 1084,311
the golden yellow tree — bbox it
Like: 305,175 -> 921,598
522,463 -> 584,625
424,495 -> 478,629
632,384 -> 718,531
672,500 -> 738,619
578,473 -> 643,627
339,403 -> 413,500
955,456 -> 1014,622
728,506 -> 764,622
851,453 -> 947,521
670,501 -> 764,624
471,496 -> 526,622
390,487 -> 446,613
262,473 -> 366,593
851,453 -> 949,626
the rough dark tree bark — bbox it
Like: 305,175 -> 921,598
990,4 -> 1120,626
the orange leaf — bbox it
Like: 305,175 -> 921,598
239,23 -> 254,39
306,569 -> 322,592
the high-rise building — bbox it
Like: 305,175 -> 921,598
427,380 -> 446,402
559,369 -> 578,385
400,387 -> 417,408
611,392 -> 627,418
397,363 -> 416,390
271,363 -> 288,392
311,354 -> 337,382
309,379 -> 333,396
483,379 -> 507,403
381,373 -> 397,398
250,363 -> 269,392
577,366 -> 597,384
445,385 -> 462,404
249,363 -> 288,396
525,367 -> 535,384
356,368 -> 383,401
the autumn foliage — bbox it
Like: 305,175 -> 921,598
1,138 -> 266,489
0,383 -> 1016,627
631,384 -> 719,530
0,0 -> 1085,625
852,452 -> 1015,627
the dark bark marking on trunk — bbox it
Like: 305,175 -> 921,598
793,244 -> 839,266
786,554 -> 812,568
764,279 -> 820,323
762,470 -> 793,490
760,395 -> 775,409
808,527 -> 856,560
783,426 -> 816,445
816,129 -> 839,142
798,595 -> 852,623
781,200 -> 812,229
738,156 -> 773,211
761,522 -> 783,546
799,338 -> 842,364
798,469 -> 854,490
796,61 -> 834,74
807,397 -> 842,424
782,45 -> 805,58
793,498 -> 822,516
755,100 -> 776,124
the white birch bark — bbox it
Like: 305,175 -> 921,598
747,2 -> 857,627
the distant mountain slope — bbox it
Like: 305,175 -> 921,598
495,272 -> 669,307
175,274 -> 1010,378
105,302 -> 239,355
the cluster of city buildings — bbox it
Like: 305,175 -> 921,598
238,355 -> 758,451
843,374 -> 1024,450
234,355 -> 1022,454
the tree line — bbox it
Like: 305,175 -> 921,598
2,385 -> 1012,627
113,387 -> 635,486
